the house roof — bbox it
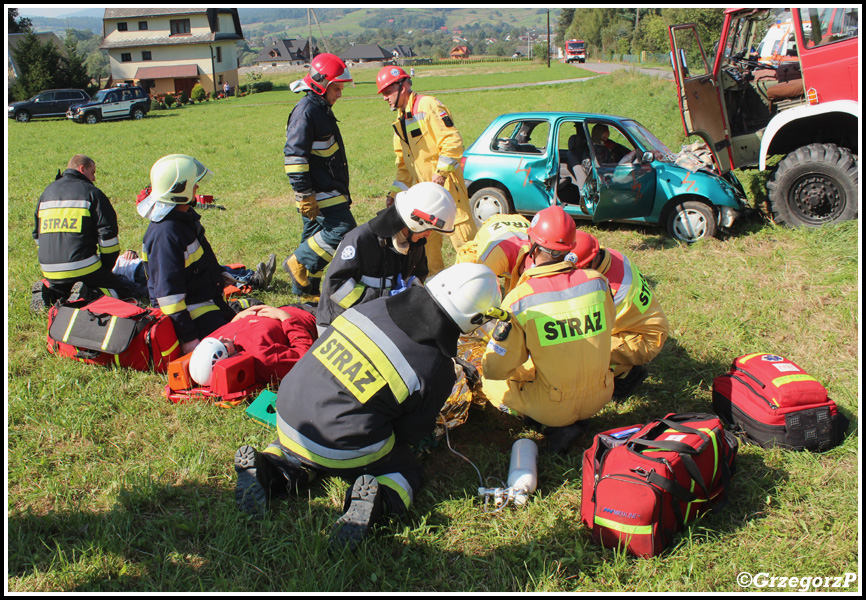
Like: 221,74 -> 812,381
255,39 -> 314,63
100,8 -> 243,48
340,44 -> 392,61
387,45 -> 415,58
104,8 -> 204,19
134,64 -> 199,80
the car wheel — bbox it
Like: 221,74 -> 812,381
15,111 -> 31,123
666,200 -> 716,243
131,108 -> 145,120
85,113 -> 99,125
767,143 -> 858,228
470,186 -> 514,227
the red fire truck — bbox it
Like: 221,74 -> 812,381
565,40 -> 586,64
669,7 -> 858,228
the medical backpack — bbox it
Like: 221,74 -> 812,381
581,413 -> 738,558
47,295 -> 181,373
712,353 -> 848,451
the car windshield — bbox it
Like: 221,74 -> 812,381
621,120 -> 674,160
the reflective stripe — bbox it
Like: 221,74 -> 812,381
510,278 -> 608,316
772,373 -> 819,388
295,194 -> 348,210
62,309 -> 80,342
311,136 -> 339,157
284,156 -> 308,165
101,316 -> 118,351
739,353 -> 766,363
612,254 -> 634,308
333,278 -> 366,309
391,181 -> 410,192
336,311 -> 421,403
99,236 -> 119,248
478,231 -> 528,264
308,231 -> 337,262
285,164 -> 310,173
436,155 -> 459,173
378,473 -> 413,509
184,239 -> 204,269
188,301 -> 219,319
161,338 -> 180,357
360,274 -> 395,289
594,515 -> 652,535
41,254 -> 101,279
39,199 -> 91,210
275,412 -> 395,468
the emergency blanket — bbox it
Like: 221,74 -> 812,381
435,334 -> 488,437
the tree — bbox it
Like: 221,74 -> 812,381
555,8 -> 575,47
10,33 -> 63,101
58,30 -> 93,92
9,8 -> 32,34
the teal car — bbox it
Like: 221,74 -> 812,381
462,112 -> 747,242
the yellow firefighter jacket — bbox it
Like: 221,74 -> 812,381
457,214 -> 533,295
481,260 -> 615,427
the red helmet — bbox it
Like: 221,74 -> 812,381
376,66 -> 409,94
528,206 -> 576,254
303,53 -> 352,95
571,231 -> 600,268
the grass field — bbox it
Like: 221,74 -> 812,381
6,64 -> 860,592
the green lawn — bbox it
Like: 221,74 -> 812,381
6,64 -> 859,592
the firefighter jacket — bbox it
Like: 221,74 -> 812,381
458,214 -> 533,295
141,208 -> 229,344
595,248 -> 669,373
317,205 -> 428,330
481,261 -> 615,427
33,169 -> 120,283
389,91 -> 474,235
209,306 -> 317,386
275,286 -> 460,472
283,92 -> 352,210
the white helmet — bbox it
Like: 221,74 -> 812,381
426,263 -> 502,333
150,154 -> 213,205
189,337 -> 230,386
395,182 -> 456,234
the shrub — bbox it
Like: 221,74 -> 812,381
179,91 -> 189,105
164,94 -> 175,107
191,83 -> 206,103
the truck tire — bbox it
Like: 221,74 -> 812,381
767,143 -> 858,228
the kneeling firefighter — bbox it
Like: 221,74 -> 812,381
233,262 -> 502,550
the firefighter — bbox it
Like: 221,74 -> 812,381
480,206 -> 616,454
283,53 -> 357,297
376,66 -> 478,276
569,231 -> 669,398
316,181 -> 456,333
31,155 -> 135,309
233,263 -> 502,551
140,154 -> 235,355
457,213 -> 534,295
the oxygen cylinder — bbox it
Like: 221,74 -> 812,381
507,438 -> 538,506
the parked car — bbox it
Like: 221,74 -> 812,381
8,89 -> 90,123
462,112 -> 748,243
67,84 -> 151,124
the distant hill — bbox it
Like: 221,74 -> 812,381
22,15 -> 103,36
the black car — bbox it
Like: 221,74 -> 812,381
67,84 -> 151,124
8,89 -> 90,123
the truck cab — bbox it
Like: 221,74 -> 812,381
669,8 -> 858,227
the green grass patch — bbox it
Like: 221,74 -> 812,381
7,66 -> 859,592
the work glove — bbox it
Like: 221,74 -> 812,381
455,356 -> 481,391
296,193 -> 319,219
389,274 -> 416,296
409,433 -> 438,458
385,191 -> 396,207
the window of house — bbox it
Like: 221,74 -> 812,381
121,53 -> 132,63
117,22 -> 128,32
142,51 -> 152,61
216,47 -> 222,63
170,19 -> 191,35
138,21 -> 148,31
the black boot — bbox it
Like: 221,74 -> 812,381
613,365 -> 649,400
545,419 -> 591,454
330,474 -> 385,552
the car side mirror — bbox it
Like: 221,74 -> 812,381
641,151 -> 654,164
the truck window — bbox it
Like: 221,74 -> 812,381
798,7 -> 859,49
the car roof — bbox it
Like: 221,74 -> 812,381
492,111 -> 636,123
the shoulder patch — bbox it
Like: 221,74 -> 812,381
492,321 -> 512,342
341,245 -> 356,261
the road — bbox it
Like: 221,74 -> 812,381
570,60 -> 675,80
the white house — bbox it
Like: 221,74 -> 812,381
100,8 -> 244,97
